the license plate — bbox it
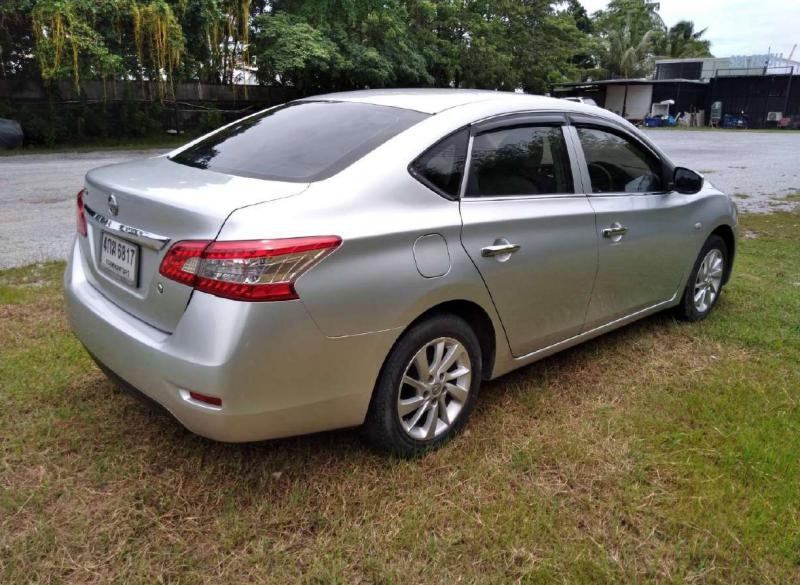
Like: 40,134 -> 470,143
99,232 -> 139,286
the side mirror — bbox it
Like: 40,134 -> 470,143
673,167 -> 703,194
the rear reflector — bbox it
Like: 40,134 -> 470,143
188,391 -> 222,407
76,189 -> 88,237
159,236 -> 341,301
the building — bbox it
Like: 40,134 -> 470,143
655,54 -> 800,81
551,53 -> 800,129
552,78 -> 708,121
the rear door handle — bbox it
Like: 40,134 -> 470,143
602,225 -> 629,238
481,243 -> 521,257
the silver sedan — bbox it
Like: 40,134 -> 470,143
64,89 -> 737,455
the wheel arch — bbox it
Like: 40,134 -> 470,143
402,300 -> 498,380
710,223 -> 736,284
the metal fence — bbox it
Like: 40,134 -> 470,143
0,79 -> 296,105
713,66 -> 796,78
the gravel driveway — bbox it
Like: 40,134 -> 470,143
0,149 -> 169,269
1,130 -> 799,269
644,129 -> 800,212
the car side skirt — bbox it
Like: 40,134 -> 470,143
491,294 -> 678,378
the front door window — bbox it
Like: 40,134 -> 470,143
576,127 -> 663,194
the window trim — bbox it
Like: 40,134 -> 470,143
567,113 -> 675,196
461,117 -> 581,201
407,127 -> 470,201
471,112 -> 568,135
410,110 -> 677,202
567,113 -> 664,162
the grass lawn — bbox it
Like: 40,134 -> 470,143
1,212 -> 799,584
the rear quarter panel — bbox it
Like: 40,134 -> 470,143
215,117 -> 506,343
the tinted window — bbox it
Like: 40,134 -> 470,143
409,129 -> 469,199
466,126 -> 573,197
576,127 -> 663,193
171,101 -> 427,182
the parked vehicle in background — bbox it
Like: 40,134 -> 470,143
64,89 -> 737,455
0,118 -> 23,149
561,96 -> 599,107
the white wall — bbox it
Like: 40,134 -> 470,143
605,85 -> 625,115
604,85 -> 653,120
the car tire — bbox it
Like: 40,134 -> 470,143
362,314 -> 482,456
674,234 -> 728,322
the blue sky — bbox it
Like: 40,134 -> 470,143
579,0 -> 800,59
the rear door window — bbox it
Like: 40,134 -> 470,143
465,126 -> 574,197
576,127 -> 663,193
171,101 -> 427,182
409,129 -> 469,199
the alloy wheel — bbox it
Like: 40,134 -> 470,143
397,337 -> 472,441
693,248 -> 724,313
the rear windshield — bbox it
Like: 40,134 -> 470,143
170,101 -> 428,182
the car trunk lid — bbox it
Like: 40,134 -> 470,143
79,155 -> 308,332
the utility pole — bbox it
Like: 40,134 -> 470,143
621,84 -> 629,119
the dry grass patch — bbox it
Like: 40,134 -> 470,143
2,212 -> 799,584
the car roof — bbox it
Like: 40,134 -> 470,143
300,88 -> 669,169
302,88 -> 591,116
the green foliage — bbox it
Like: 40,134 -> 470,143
0,0 -> 37,78
0,97 -> 166,146
0,0 -> 717,122
1,0 -> 598,94
656,20 -> 713,59
591,0 -> 713,79
251,12 -> 338,90
591,0 -> 663,78
197,107 -> 224,133
130,0 -> 185,86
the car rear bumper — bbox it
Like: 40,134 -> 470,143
64,239 -> 399,442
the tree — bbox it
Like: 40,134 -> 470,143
593,0 -> 665,78
251,12 -> 339,91
603,18 -> 659,78
656,20 -> 713,59
251,0 -> 433,93
1,0 -> 599,95
559,1 -> 602,79
0,0 -> 37,79
0,0 -> 251,90
595,0 -> 665,44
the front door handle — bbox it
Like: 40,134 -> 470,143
602,224 -> 629,238
481,243 -> 521,257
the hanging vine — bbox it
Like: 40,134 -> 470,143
131,3 -> 144,75
132,1 -> 184,96
31,1 -> 76,87
27,0 -> 250,96
240,0 -> 251,85
214,0 -> 251,84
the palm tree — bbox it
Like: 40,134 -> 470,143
658,20 -> 713,58
604,17 -> 658,78
594,0 -> 666,79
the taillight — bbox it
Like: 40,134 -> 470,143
76,189 -> 88,237
159,236 -> 341,302
158,240 -> 208,286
